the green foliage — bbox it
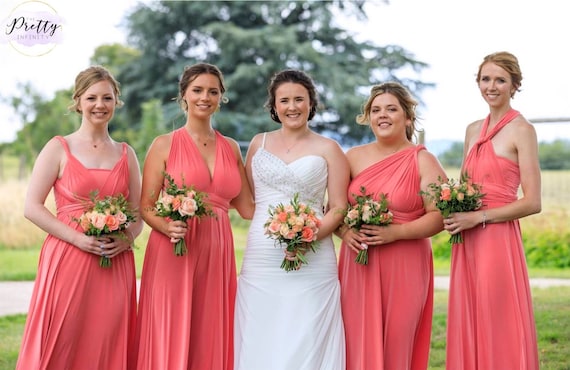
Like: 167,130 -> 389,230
118,0 -> 432,145
3,289 -> 570,370
0,314 -> 27,369
524,229 -> 570,268
438,141 -> 463,168
432,228 -> 570,269
539,139 -> 570,170
438,139 -> 570,170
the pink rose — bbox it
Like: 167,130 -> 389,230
114,210 -> 127,224
266,220 -> 281,234
90,212 -> 107,230
178,197 -> 197,217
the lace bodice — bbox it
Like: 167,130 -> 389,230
252,149 -> 328,217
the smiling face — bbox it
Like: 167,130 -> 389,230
274,82 -> 311,129
182,73 -> 223,120
369,92 -> 411,140
78,80 -> 117,126
478,62 -> 515,109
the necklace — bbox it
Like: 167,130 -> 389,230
77,134 -> 110,149
281,130 -> 309,154
190,129 -> 215,147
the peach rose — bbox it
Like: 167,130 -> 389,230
301,226 -> 315,242
440,187 -> 452,201
171,196 -> 182,211
105,214 -> 120,231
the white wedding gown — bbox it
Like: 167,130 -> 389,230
234,137 -> 346,370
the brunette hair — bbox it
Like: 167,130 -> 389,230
176,62 -> 228,111
264,69 -> 319,123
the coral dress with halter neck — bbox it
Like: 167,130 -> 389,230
446,109 -> 539,369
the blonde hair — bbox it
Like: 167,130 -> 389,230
476,51 -> 523,98
356,82 -> 418,141
69,65 -> 123,113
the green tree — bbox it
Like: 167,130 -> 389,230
6,83 -> 77,178
438,141 -> 463,169
119,0 -> 432,146
539,139 -> 570,170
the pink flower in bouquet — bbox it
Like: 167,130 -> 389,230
74,191 -> 136,268
342,186 -> 393,265
153,172 -> 216,256
264,193 -> 321,272
420,172 -> 485,245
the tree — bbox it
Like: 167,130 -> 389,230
539,139 -> 570,170
438,141 -> 463,168
118,0 -> 432,146
6,83 -> 77,178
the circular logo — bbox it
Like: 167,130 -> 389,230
2,0 -> 64,57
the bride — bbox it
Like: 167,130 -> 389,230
234,69 -> 349,370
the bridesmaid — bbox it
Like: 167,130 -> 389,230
338,82 -> 446,369
16,65 -> 143,370
134,63 -> 253,370
444,51 -> 541,369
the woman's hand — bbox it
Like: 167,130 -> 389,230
167,220 -> 188,243
341,227 -> 369,254
360,224 -> 397,246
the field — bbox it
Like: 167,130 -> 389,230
0,160 -> 569,369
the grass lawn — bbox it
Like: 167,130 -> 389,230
2,287 -> 569,370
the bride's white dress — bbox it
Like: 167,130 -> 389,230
234,140 -> 346,370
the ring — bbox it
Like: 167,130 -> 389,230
101,251 -> 106,257
99,244 -> 104,250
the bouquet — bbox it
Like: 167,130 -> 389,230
343,186 -> 393,265
75,191 -> 136,268
153,172 -> 216,256
264,193 -> 322,272
420,172 -> 485,245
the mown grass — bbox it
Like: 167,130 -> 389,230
1,288 -> 568,370
1,165 -> 568,368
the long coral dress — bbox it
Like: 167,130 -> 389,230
134,128 -> 241,370
16,136 -> 137,370
446,109 -> 539,369
234,135 -> 345,370
339,145 -> 434,370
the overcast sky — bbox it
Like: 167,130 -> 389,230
1,0 -> 568,145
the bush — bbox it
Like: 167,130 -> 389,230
432,229 -> 570,269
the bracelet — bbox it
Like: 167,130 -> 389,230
482,211 -> 487,229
